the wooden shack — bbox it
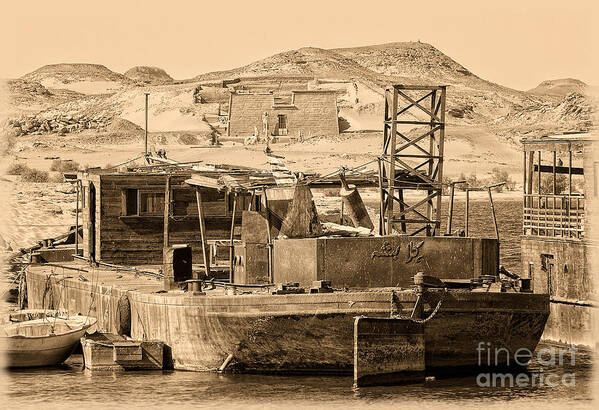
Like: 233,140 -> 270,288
77,171 -> 252,266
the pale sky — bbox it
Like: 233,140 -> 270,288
1,0 -> 598,90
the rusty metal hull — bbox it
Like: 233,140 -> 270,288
25,268 -> 549,374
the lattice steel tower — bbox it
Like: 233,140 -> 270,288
378,85 -> 447,236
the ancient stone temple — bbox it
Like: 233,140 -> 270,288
227,90 -> 339,138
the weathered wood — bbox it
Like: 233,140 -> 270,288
532,164 -> 583,176
377,158 -> 385,235
339,174 -> 374,230
75,180 -> 80,254
280,184 -> 323,238
386,89 -> 398,235
195,189 -> 211,280
163,176 -> 171,248
229,193 -> 237,283
537,151 -> 542,193
446,183 -> 455,235
488,187 -> 499,240
465,189 -> 470,236
262,187 -> 273,283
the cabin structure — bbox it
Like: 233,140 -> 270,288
76,165 -> 377,269
520,132 -> 598,348
77,170 -> 250,267
227,90 -> 339,138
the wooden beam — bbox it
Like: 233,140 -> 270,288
262,187 -> 273,283
395,125 -> 441,154
553,151 -> 557,194
386,89 -> 398,235
569,150 -> 573,195
378,158 -> 385,235
396,89 -> 441,122
396,91 -> 434,117
537,151 -> 542,194
527,151 -> 534,207
163,176 -> 171,249
398,189 -> 407,233
229,193 -> 237,284
465,189 -> 470,236
488,187 -> 499,240
195,188 -> 211,279
394,84 -> 445,91
533,164 -> 583,175
435,87 -> 446,235
75,180 -> 80,255
446,183 -> 455,235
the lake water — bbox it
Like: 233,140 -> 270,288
2,199 -> 595,408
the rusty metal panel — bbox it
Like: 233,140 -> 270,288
354,317 -> 424,387
272,238 -> 319,285
273,236 -> 499,288
322,237 -> 397,288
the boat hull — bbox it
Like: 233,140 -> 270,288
25,269 -> 550,374
1,317 -> 96,368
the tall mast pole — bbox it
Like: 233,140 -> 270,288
144,92 -> 150,155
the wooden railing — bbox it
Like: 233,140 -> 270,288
523,194 -> 585,239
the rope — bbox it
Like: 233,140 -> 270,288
390,288 -> 447,324
307,158 -> 378,184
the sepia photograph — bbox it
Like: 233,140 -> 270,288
0,1 -> 597,408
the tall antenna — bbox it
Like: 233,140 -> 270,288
144,92 -> 150,155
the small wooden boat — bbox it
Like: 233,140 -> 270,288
1,314 -> 97,368
8,309 -> 68,323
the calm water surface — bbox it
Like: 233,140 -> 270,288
3,199 -> 595,408
3,345 -> 594,409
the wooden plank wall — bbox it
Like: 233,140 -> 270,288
96,174 -> 242,266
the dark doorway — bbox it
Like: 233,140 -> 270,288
277,114 -> 288,136
89,183 -> 96,262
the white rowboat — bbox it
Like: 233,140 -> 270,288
1,315 -> 97,368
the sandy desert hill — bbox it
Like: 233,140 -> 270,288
1,41 -> 595,175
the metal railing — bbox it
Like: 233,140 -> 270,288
523,194 -> 585,239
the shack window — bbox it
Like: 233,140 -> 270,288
227,193 -> 252,214
140,192 -> 165,215
123,189 -> 138,216
122,189 -> 164,216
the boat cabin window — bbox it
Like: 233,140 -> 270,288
124,189 -> 138,215
140,191 -> 165,215
122,189 -> 164,216
227,193 -> 253,214
172,188 -> 228,217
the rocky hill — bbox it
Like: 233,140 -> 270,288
527,78 -> 588,97
124,66 -> 173,84
21,63 -> 130,95
22,63 -> 127,84
3,42 -> 595,147
333,42 -> 480,86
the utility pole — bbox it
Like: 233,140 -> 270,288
144,92 -> 150,155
